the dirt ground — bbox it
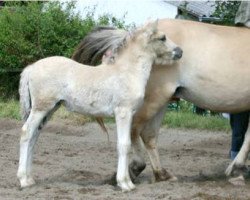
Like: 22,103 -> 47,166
0,118 -> 250,200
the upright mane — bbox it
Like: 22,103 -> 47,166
72,26 -> 129,65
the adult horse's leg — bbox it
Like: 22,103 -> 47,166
226,119 -> 250,178
17,110 -> 48,187
129,126 -> 146,182
139,107 -> 177,182
129,105 -> 177,182
115,107 -> 135,191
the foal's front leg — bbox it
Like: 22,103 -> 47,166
115,108 -> 135,191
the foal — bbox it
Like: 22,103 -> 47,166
17,21 -> 182,191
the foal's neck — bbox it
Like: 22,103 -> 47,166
134,56 -> 154,85
115,46 -> 155,85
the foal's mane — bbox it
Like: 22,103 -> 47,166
72,26 -> 130,65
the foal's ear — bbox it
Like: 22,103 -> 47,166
145,19 -> 158,38
151,19 -> 158,32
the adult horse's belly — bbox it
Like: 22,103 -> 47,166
178,57 -> 250,113
174,26 -> 250,112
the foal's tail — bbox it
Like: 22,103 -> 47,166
19,66 -> 32,122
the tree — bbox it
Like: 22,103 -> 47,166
213,1 -> 241,26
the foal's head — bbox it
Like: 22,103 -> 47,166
133,20 -> 183,65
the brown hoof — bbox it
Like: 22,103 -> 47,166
129,161 -> 146,182
154,169 -> 177,182
108,161 -> 146,186
108,173 -> 117,186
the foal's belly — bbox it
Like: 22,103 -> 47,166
64,100 -> 115,117
65,102 -> 114,117
63,91 -> 116,117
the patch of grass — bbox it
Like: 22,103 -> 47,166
163,111 -> 230,132
0,99 -> 92,124
52,107 -> 91,125
0,99 -> 230,132
0,99 -> 20,120
53,107 -> 116,125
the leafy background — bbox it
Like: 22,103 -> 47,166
0,1 -> 127,98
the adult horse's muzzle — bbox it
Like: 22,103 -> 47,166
173,47 -> 183,60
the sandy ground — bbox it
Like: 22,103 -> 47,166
0,118 -> 250,200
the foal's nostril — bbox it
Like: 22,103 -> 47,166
173,47 -> 183,60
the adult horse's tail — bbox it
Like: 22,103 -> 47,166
19,66 -> 32,122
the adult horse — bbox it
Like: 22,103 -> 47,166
17,21 -> 182,191
72,19 -> 250,184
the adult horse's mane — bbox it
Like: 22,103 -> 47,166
72,26 -> 128,65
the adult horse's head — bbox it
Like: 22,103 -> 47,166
133,20 -> 183,65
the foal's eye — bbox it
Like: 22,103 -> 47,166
159,35 -> 166,42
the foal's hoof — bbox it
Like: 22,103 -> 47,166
154,169 -> 177,182
228,175 -> 245,186
19,177 -> 35,188
118,180 -> 136,192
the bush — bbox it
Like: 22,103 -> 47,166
0,1 -> 126,98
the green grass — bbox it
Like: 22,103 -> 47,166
163,111 -> 230,132
0,99 -> 230,132
0,99 -> 91,125
0,99 -> 20,120
52,106 -> 91,125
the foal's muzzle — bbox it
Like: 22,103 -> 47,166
173,47 -> 183,60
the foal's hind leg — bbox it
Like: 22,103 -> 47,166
17,110 -> 48,188
226,120 -> 250,178
140,108 -> 177,182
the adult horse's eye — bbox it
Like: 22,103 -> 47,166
159,35 -> 166,42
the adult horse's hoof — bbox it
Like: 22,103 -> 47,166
153,169 -> 177,182
228,175 -> 245,186
109,173 -> 117,186
129,161 -> 146,182
109,161 -> 146,185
